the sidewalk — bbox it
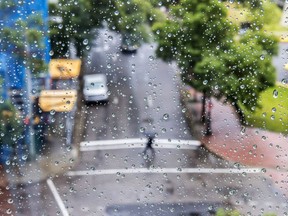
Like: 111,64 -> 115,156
181,88 -> 288,183
182,86 -> 288,168
0,111 -> 81,187
181,86 -> 288,194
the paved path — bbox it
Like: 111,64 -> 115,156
183,87 -> 288,195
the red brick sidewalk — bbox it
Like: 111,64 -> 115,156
185,87 -> 288,169
183,87 -> 288,194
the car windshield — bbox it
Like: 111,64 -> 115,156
1,1 -> 288,216
85,82 -> 104,89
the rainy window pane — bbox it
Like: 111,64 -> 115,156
1,0 -> 288,215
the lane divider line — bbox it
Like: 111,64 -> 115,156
65,168 -> 262,177
47,179 -> 69,216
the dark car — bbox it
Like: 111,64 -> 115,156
120,34 -> 140,53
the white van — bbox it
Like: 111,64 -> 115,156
83,74 -> 109,102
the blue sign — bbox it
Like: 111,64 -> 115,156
0,0 -> 50,90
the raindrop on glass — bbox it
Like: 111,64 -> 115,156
163,113 -> 169,120
273,89 -> 278,98
83,39 -> 88,45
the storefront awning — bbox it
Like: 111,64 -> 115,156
39,90 -> 77,112
49,59 -> 81,79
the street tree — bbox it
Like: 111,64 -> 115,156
0,14 -> 47,75
152,0 -> 278,124
0,101 -> 23,148
152,0 -> 236,121
49,0 -> 165,58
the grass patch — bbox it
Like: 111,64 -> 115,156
241,85 -> 288,134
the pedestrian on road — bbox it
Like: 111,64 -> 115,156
143,132 -> 156,155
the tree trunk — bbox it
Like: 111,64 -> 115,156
233,101 -> 246,125
201,91 -> 206,123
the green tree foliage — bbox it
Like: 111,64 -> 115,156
49,0 -> 165,58
153,0 -> 278,122
0,14 -> 47,75
216,208 -> 240,216
49,0 -> 111,58
0,101 -> 23,147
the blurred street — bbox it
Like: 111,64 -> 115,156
2,29 -> 287,216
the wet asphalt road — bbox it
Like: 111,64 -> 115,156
6,30 -> 288,216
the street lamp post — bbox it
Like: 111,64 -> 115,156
204,98 -> 212,136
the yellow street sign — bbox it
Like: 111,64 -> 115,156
39,90 -> 77,112
49,59 -> 81,79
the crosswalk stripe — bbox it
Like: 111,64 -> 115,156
80,138 -> 201,151
65,168 -> 262,177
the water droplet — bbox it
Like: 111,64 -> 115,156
273,89 -> 278,98
50,110 -> 56,115
281,79 -> 287,85
107,63 -> 112,68
163,113 -> 169,120
49,50 -> 54,56
59,123 -> 64,129
139,127 -> 145,133
260,54 -> 265,60
261,168 -> 266,173
22,155 -> 28,160
271,107 -> 276,113
6,209 -> 12,214
31,89 -> 37,94
114,10 -> 119,15
240,126 -> 246,135
203,80 -> 208,85
32,53 -> 37,58
83,39 -> 88,45
161,128 -> 167,133
148,55 -> 154,61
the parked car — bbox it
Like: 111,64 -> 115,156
83,74 -> 109,103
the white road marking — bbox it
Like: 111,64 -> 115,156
65,168 -> 262,177
46,179 -> 69,216
80,138 -> 201,151
112,55 -> 118,62
147,95 -> 153,107
112,97 -> 119,104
